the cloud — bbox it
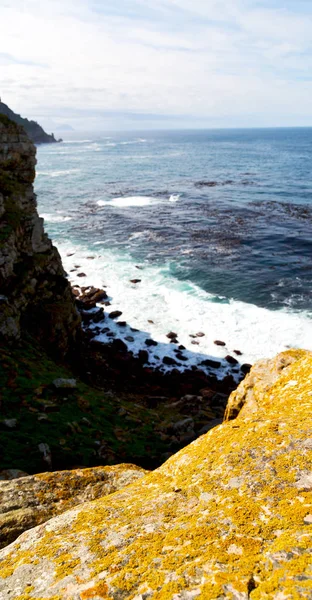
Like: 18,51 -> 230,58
0,52 -> 48,68
0,0 -> 312,128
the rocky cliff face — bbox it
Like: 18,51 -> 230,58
0,115 -> 80,357
0,102 -> 60,144
0,349 -> 311,598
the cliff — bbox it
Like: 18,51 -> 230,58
0,115 -> 80,356
0,101 -> 60,145
0,349 -> 311,598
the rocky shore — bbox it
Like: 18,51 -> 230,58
0,114 -> 241,475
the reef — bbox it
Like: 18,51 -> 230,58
0,348 -> 311,598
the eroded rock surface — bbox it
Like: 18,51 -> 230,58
0,350 -> 311,598
0,115 -> 79,356
0,464 -> 146,550
224,348 -> 311,420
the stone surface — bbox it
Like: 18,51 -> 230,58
224,348 -> 311,421
0,116 -> 80,356
1,350 -> 312,598
0,464 -> 146,550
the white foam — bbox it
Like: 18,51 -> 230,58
64,140 -> 93,144
98,196 -> 158,208
55,240 -> 312,377
169,194 -> 180,202
40,213 -> 72,223
37,169 -> 80,178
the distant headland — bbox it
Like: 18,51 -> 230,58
0,99 -> 62,144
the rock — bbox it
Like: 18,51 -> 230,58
241,363 -> 252,374
147,319 -> 154,324
2,419 -> 17,429
130,279 -> 141,284
233,349 -> 242,356
196,332 -> 205,337
0,465 -> 147,549
89,289 -> 107,303
163,356 -> 177,366
0,470 -> 28,481
109,310 -> 123,319
117,321 -> 127,327
138,350 -> 149,364
80,308 -> 104,324
0,118 -> 80,356
175,353 -> 188,361
166,331 -> 178,339
171,417 -> 195,434
200,358 -> 221,369
197,418 -> 223,435
214,340 -> 226,346
52,378 -> 77,390
225,349 -> 311,421
125,336 -> 135,342
110,339 -> 128,353
225,354 -> 239,365
191,340 -> 199,345
38,443 -> 52,468
145,339 -> 158,347
3,351 -> 311,597
178,344 -> 186,350
77,272 -> 87,277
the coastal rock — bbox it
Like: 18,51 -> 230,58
109,310 -> 122,319
0,115 -> 80,356
1,350 -> 311,597
0,464 -> 147,549
166,331 -> 178,339
224,348 -> 310,421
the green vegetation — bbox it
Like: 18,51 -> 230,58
0,336 -> 170,474
0,101 -> 57,144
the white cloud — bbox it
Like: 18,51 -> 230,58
0,0 -> 312,128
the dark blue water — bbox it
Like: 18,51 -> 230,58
34,128 -> 312,368
36,128 -> 312,311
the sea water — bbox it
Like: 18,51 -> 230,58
35,128 -> 312,375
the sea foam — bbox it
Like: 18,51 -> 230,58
56,241 -> 312,376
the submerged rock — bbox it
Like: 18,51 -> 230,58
1,350 -> 312,597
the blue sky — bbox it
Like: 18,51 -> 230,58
1,0 -> 312,130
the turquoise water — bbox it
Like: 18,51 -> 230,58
34,129 -> 312,371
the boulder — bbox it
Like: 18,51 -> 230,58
0,464 -> 147,549
109,310 -> 123,319
1,350 -> 312,598
225,348 -> 311,421
166,331 -> 178,339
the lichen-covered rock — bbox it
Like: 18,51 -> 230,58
1,350 -> 312,598
0,464 -> 146,550
0,115 -> 80,356
224,348 -> 311,421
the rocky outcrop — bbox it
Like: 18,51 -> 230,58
224,348 -> 311,421
0,464 -> 147,549
0,101 -> 60,144
0,115 -> 80,356
1,349 -> 311,598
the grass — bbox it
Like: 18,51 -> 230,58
0,336 -> 170,474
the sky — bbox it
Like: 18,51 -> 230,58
1,0 -> 312,131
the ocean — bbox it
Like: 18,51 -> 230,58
35,128 -> 312,377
